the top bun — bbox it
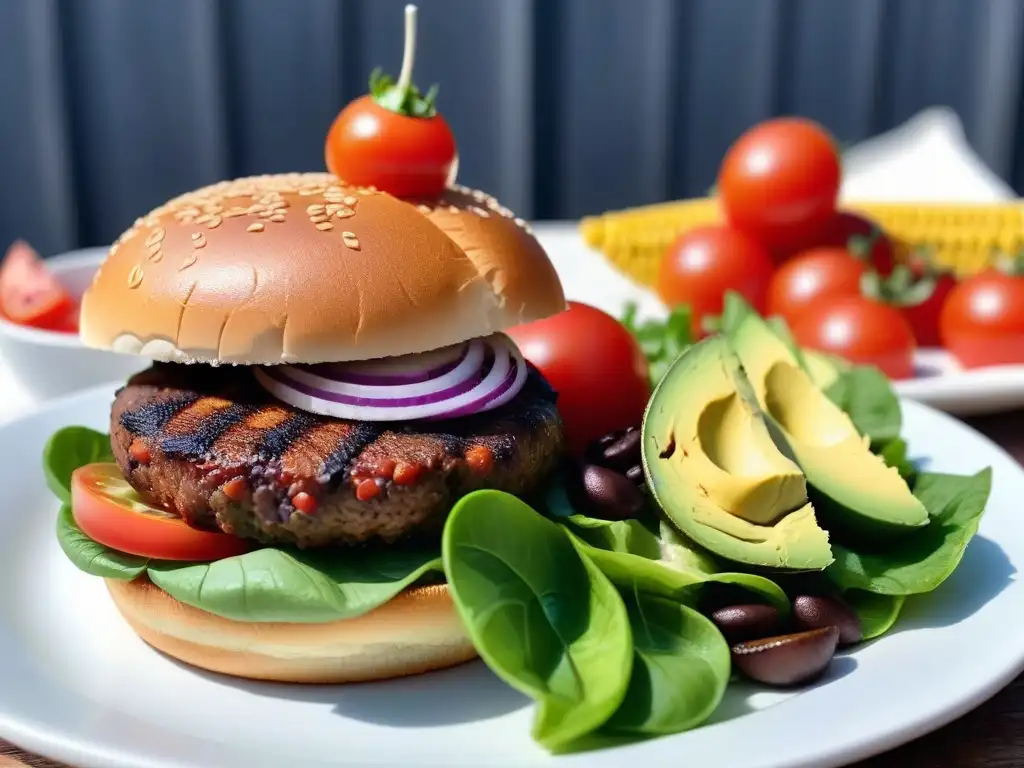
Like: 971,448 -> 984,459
80,174 -> 566,365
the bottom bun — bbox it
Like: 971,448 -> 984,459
106,577 -> 477,684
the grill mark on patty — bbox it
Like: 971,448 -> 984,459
209,406 -> 292,465
159,401 -> 253,458
119,392 -> 200,437
318,422 -> 384,486
256,410 -> 319,461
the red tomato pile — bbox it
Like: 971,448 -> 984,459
652,117 -> 1024,379
0,240 -> 79,333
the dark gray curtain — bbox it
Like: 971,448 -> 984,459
2,0 -> 1022,258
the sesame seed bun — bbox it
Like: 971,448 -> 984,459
80,173 -> 566,366
106,577 -> 477,684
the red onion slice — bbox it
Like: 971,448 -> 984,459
281,339 -> 485,399
253,334 -> 528,422
310,341 -> 467,385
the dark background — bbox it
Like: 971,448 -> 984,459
2,0 -> 1022,257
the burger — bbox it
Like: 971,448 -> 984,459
59,172 -> 567,683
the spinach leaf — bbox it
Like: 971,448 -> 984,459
878,437 -> 916,481
567,536 -> 730,735
603,588 -> 729,735
148,545 -> 442,623
844,589 -> 905,640
620,302 -> 693,386
442,490 -> 633,750
55,504 -> 149,579
561,515 -> 662,559
43,426 -> 114,503
828,469 -> 991,595
824,365 -> 902,445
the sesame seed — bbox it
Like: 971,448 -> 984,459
342,231 -> 359,249
148,249 -> 163,263
247,222 -> 265,233
259,210 -> 274,219
180,252 -> 197,271
269,213 -> 286,222
207,215 -> 222,229
310,214 -> 328,224
306,204 -> 325,215
343,196 -> 358,206
192,232 -> 207,248
195,214 -> 213,225
268,201 -> 288,210
248,204 -> 266,214
470,206 -> 490,218
127,265 -> 144,289
315,222 -> 334,231
145,228 -> 166,247
224,207 -> 246,218
334,208 -> 355,219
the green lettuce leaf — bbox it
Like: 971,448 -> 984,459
844,589 -> 905,640
43,426 -> 114,503
55,504 -> 149,580
148,546 -> 443,623
828,469 -> 991,595
824,365 -> 902,446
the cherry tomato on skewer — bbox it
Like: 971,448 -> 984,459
325,5 -> 457,198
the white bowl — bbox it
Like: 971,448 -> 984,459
0,248 -> 148,400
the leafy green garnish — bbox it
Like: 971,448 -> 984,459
56,504 -> 149,579
828,469 -> 991,595
43,426 -> 113,503
148,547 -> 442,624
878,437 -> 917,481
824,365 -> 902,446
591,548 -> 729,735
844,589 -> 905,640
621,302 -> 693,386
442,490 -> 633,750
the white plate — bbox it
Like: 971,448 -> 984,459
1,385 -> 1023,768
533,223 -> 1024,417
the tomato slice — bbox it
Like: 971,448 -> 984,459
0,240 -> 76,330
71,463 -> 252,562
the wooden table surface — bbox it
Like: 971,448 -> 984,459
3,409 -> 1024,768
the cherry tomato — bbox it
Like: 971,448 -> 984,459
324,8 -> 457,198
325,95 -> 457,199
766,247 -> 867,325
506,302 -> 651,456
72,463 -> 251,561
861,259 -> 957,348
718,118 -> 842,252
798,211 -> 897,275
0,240 -> 77,331
790,295 -> 916,380
940,266 -> 1024,368
656,225 -> 775,336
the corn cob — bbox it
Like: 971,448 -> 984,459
580,198 -> 1024,288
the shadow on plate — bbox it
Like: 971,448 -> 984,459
890,534 -> 1015,634
162,656 -> 530,728
559,656 -> 860,756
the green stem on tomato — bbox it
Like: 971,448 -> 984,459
368,3 -> 440,118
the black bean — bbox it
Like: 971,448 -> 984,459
792,595 -> 863,647
600,429 -> 642,472
625,464 -> 645,485
731,626 -> 839,687
567,463 -> 646,520
710,604 -> 782,643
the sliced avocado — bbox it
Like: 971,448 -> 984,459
803,349 -> 847,391
728,311 -> 928,540
642,336 -> 833,571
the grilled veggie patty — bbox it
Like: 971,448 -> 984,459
111,363 -> 565,548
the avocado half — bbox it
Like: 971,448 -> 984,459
641,336 -> 833,571
728,310 -> 928,540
